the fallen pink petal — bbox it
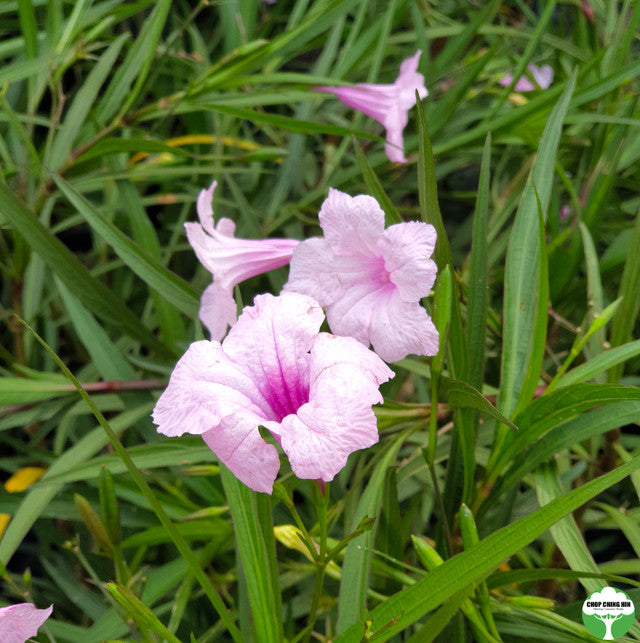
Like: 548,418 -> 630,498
0,603 -> 52,643
152,292 -> 393,493
317,50 -> 427,163
285,188 -> 439,362
499,63 -> 554,92
185,181 -> 300,340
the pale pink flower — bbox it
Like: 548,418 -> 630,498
500,64 -> 554,92
284,188 -> 438,363
317,51 -> 428,163
0,603 -> 52,643
185,181 -> 300,340
153,292 -> 393,494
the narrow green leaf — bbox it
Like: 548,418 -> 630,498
352,136 -> 402,225
488,385 -> 640,483
441,378 -> 516,430
557,340 -> 640,388
335,455 -> 640,642
336,431 -> 407,633
116,179 -> 185,351
468,134 -> 491,391
0,377 -> 72,405
52,174 -> 199,319
496,401 -> 640,496
49,34 -> 129,170
0,182 -> 172,356
497,71 -> 576,419
198,102 -> 382,141
220,466 -> 282,643
432,0 -> 500,76
56,277 -> 137,381
94,0 -> 171,124
609,203 -> 640,382
535,464 -> 602,595
513,187 -> 549,418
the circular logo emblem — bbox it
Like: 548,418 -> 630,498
582,587 -> 635,640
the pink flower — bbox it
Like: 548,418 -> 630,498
284,188 -> 438,363
317,51 -> 428,163
153,292 -> 393,494
185,181 -> 300,340
499,64 -> 554,92
0,603 -> 52,643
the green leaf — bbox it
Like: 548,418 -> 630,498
220,466 -> 282,643
0,182 -> 172,356
334,455 -> 640,642
497,71 -> 576,418
49,34 -> 129,170
489,384 -> 640,481
94,0 -> 171,124
0,377 -> 73,406
467,134 -> 491,391
535,464 -> 602,595
52,174 -> 199,319
337,431 -> 408,633
496,401 -> 640,495
352,136 -> 402,226
440,378 -> 516,431
557,339 -> 640,388
609,203 -> 640,382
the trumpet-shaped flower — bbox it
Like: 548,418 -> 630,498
285,189 -> 439,363
0,603 -> 52,643
500,64 -> 553,92
152,292 -> 393,494
185,181 -> 300,340
317,51 -> 427,163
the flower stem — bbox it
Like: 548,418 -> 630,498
302,481 -> 330,643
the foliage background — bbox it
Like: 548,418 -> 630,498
1,0 -> 640,641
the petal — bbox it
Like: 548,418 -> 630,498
286,238 -> 382,307
152,340 -> 275,437
223,293 -> 325,419
530,64 -> 553,89
0,603 -> 53,643
324,280 -> 387,347
309,333 -> 394,394
369,291 -> 439,362
379,221 -> 437,301
203,413 -> 280,494
319,188 -> 385,257
384,120 -> 408,164
199,281 -> 237,341
395,51 -> 428,111
275,336 -> 392,481
499,73 -> 514,88
513,76 -> 535,92
316,85 -> 394,124
196,181 -> 217,236
185,221 -> 298,290
284,237 -> 343,305
277,403 -> 379,481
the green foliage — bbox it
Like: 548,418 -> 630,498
1,1 -> 639,641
